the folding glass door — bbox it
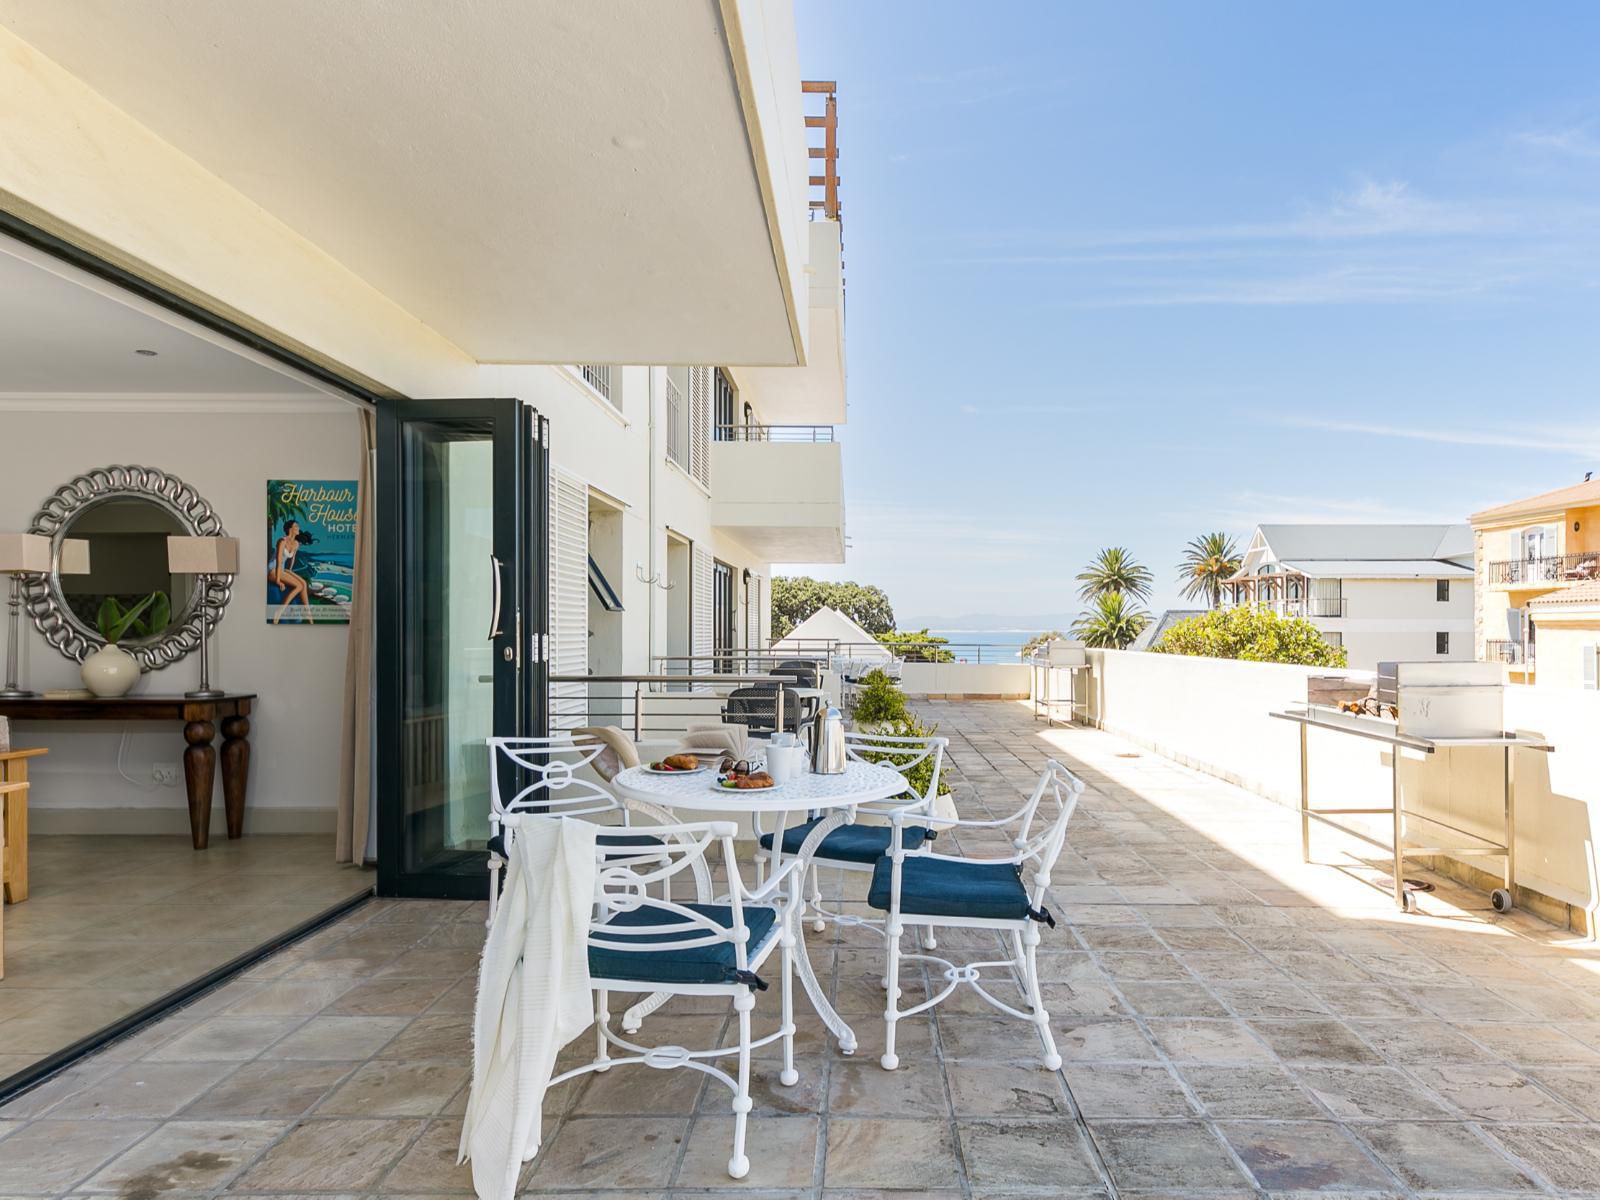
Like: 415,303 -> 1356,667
375,398 -> 548,898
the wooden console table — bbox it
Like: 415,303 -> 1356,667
0,748 -> 45,902
0,695 -> 255,851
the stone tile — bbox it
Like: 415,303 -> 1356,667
1052,1017 -> 1161,1062
145,1016 -> 303,1062
1178,1065 -> 1324,1119
526,1116 -> 686,1189
828,1059 -> 948,1117
1219,1121 -> 1398,1192
1528,1067 -> 1600,1120
957,1119 -> 1105,1189
181,1060 -> 352,1118
1248,1020 -> 1382,1066
1410,1064 -> 1582,1122
46,1061 -> 236,1119
937,1015 -> 1047,1062
1349,1019 -> 1499,1066
316,1061 -> 468,1117
234,1117 -> 426,1190
0,1119 -> 155,1192
1211,981 -> 1331,1019
570,1060 -> 704,1115
1062,1063 -> 1196,1118
262,1015 -> 410,1060
945,1062 -> 1071,1117
1147,1019 -> 1276,1064
81,1118 -> 286,1193
375,1013 -> 474,1063
1097,951 -> 1191,982
1462,1021 -> 1600,1066
1357,1121 -> 1539,1193
1090,1119 -> 1250,1191
1485,1123 -> 1600,1192
328,976 -> 456,1017
1293,1065 -> 1452,1121
375,1117 -> 474,1192
676,1115 -> 820,1188
223,978 -> 358,1016
824,1118 -> 962,1190
1116,980 -> 1230,1018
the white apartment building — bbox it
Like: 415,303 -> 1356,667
0,2 -> 845,898
1222,525 -> 1475,670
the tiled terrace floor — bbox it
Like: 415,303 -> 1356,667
4,700 -> 1600,1198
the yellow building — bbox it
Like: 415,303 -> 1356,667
1470,477 -> 1600,683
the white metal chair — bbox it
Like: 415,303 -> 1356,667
753,732 -> 948,940
871,759 -> 1083,1072
487,734 -> 684,924
527,815 -> 797,1180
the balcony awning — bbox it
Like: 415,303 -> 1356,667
588,556 -> 623,613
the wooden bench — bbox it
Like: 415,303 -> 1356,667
0,781 -> 24,978
1,748 -> 45,904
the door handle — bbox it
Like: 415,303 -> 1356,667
487,554 -> 504,640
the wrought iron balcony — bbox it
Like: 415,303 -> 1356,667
1484,639 -> 1533,665
1487,551 -> 1600,586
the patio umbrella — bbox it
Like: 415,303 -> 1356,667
459,816 -> 597,1200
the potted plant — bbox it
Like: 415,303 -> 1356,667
80,592 -> 169,697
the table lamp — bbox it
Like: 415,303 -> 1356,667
0,534 -> 89,699
168,536 -> 240,699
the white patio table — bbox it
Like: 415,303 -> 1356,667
613,759 -> 907,1056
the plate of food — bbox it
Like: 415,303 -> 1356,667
711,768 -> 780,792
643,754 -> 713,775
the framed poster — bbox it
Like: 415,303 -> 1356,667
266,479 -> 358,624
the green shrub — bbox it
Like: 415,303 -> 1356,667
1153,606 -> 1348,667
850,668 -> 908,724
857,711 -> 952,798
875,629 -> 955,663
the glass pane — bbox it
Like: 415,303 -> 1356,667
400,418 -> 496,877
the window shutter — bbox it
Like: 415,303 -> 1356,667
549,470 -> 589,727
691,546 -> 714,679
688,366 -> 712,488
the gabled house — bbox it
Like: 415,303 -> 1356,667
1221,524 -> 1475,670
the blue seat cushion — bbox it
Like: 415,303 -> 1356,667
596,831 -> 664,858
867,855 -> 1032,921
758,818 -> 933,865
589,902 -> 778,987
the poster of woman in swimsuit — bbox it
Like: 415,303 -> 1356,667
266,479 -> 357,624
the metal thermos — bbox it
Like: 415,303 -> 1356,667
807,705 -> 847,775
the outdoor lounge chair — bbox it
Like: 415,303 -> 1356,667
869,759 -> 1083,1072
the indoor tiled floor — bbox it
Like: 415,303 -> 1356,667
0,834 -> 374,1084
4,702 -> 1600,1197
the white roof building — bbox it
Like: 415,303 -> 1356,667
1222,524 -> 1475,670
771,606 -> 891,662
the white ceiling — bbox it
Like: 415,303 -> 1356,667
0,241 -> 331,398
0,1 -> 804,367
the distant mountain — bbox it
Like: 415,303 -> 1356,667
899,612 -> 1077,631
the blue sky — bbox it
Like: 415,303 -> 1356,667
788,2 -> 1600,628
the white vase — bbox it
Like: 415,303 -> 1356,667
81,643 -> 140,698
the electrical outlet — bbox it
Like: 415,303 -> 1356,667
152,763 -> 179,787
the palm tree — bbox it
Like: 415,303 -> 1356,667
1178,532 -> 1243,608
1071,592 -> 1149,649
1076,546 -> 1152,602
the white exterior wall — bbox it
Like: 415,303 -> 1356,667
1309,578 -> 1474,669
1081,649 -> 1600,918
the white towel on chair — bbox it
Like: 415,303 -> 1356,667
460,816 -> 596,1200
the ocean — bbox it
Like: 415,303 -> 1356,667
923,629 -> 1041,663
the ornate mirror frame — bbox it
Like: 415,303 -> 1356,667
22,465 -> 233,671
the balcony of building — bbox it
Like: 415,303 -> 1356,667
1486,550 -> 1600,590
709,423 -> 845,562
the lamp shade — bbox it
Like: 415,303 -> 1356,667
167,536 -> 241,574
59,538 -> 91,575
0,533 -> 52,574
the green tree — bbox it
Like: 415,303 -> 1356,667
770,576 -> 895,639
876,629 -> 955,663
1076,547 -> 1153,602
1152,607 -> 1348,666
850,669 -> 909,723
1071,592 -> 1149,649
1020,630 -> 1067,660
1178,532 -> 1243,609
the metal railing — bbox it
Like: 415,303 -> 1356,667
715,424 -> 835,443
664,375 -> 685,466
779,638 -> 1026,665
578,364 -> 612,402
549,673 -> 791,741
652,651 -> 828,674
1484,640 -> 1533,666
1488,552 -> 1600,585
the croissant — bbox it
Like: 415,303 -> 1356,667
662,753 -> 699,771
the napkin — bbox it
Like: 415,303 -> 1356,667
678,722 -> 748,760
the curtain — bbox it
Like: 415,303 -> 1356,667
336,406 -> 376,864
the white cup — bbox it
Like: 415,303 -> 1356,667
767,744 -> 803,784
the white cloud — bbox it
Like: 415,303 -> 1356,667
1517,126 -> 1600,160
1278,415 -> 1600,459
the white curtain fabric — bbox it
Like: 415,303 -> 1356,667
335,407 -> 376,864
460,817 -> 597,1200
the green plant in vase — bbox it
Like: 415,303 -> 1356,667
82,591 -> 170,698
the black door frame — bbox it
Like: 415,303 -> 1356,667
374,397 -> 549,898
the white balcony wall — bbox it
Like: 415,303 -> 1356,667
899,662 -> 1031,698
710,439 -> 844,562
1080,649 -> 1600,923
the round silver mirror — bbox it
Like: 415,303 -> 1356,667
22,465 -> 232,670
